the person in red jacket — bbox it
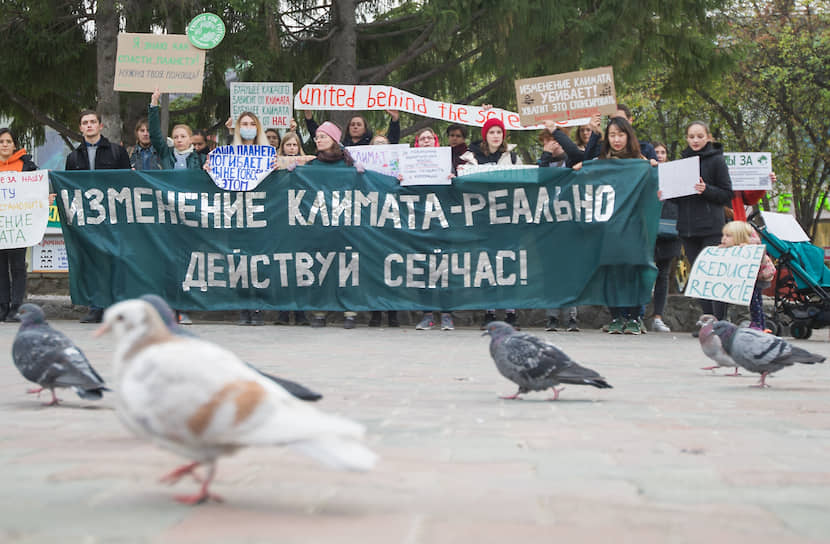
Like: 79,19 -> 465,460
0,128 -> 39,321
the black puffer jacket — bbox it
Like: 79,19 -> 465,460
673,142 -> 733,238
305,116 -> 400,146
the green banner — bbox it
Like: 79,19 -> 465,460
49,160 -> 660,311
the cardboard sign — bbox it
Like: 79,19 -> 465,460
30,235 -> 69,273
658,156 -> 700,200
230,82 -> 293,129
346,144 -> 409,177
514,66 -> 617,125
0,169 -> 50,249
399,147 -> 453,186
724,152 -> 772,191
295,84 -> 591,130
207,145 -> 276,191
114,33 -> 206,93
685,245 -> 765,305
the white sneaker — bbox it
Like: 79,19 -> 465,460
652,318 -> 671,332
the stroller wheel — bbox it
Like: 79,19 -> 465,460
764,314 -> 781,336
791,321 -> 813,340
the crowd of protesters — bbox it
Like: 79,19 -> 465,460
4,87 -> 780,336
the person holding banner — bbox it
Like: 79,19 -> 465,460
0,128 -> 38,322
584,105 -> 657,162
304,110 -> 400,147
65,109 -> 131,323
671,121 -> 733,324
445,124 -> 468,175
461,117 -> 522,329
265,128 -> 281,149
148,90 -> 205,170
651,142 -> 681,333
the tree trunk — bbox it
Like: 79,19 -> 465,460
96,0 -> 121,143
123,0 -> 154,147
328,0 -> 357,130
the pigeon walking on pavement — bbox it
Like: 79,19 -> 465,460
711,320 -> 826,387
11,303 -> 108,406
696,314 -> 741,375
483,321 -> 612,400
139,294 -> 322,402
96,299 -> 377,505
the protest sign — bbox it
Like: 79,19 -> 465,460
759,211 -> 810,242
49,159 -> 660,311
399,147 -> 452,186
295,84 -> 590,130
207,145 -> 276,191
514,66 -> 617,125
658,156 -> 700,200
456,164 -> 539,179
724,152 -> 772,191
230,82 -> 293,129
346,144 -> 409,177
685,245 -> 765,305
114,33 -> 206,93
30,235 -> 69,273
0,169 -> 49,249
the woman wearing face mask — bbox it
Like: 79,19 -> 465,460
0,128 -> 39,322
149,89 -> 206,326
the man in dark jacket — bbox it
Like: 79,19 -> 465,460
65,110 -> 131,323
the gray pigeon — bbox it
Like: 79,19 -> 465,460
696,314 -> 740,375
483,321 -> 612,400
139,294 -> 322,402
12,303 -> 108,405
711,320 -> 826,387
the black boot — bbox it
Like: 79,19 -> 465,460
387,311 -> 399,327
80,307 -> 103,323
0,303 -> 8,322
369,311 -> 382,327
238,309 -> 252,325
5,304 -> 20,322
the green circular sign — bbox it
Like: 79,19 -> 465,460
187,13 -> 225,50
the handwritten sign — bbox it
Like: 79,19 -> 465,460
658,156 -> 700,200
231,82 -> 293,129
207,145 -> 276,191
724,152 -> 772,191
0,169 -> 49,249
114,33 -> 206,93
685,245 -> 765,305
295,85 -> 590,130
456,164 -> 539,177
31,235 -> 69,273
399,147 -> 453,186
514,66 -> 617,125
346,144 -> 409,177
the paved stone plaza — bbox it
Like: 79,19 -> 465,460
1,320 -> 830,543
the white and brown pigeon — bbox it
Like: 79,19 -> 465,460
711,320 -> 825,387
483,321 -> 612,400
696,314 -> 741,375
12,303 -> 108,406
96,299 -> 377,505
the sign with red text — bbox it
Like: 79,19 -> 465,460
0,169 -> 50,249
230,82 -> 293,129
31,234 -> 69,273
114,33 -> 206,93
514,66 -> 617,125
295,84 -> 590,130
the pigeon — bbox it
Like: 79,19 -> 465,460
139,294 -> 322,402
96,299 -> 377,504
11,303 -> 108,406
482,321 -> 612,400
696,314 -> 740,375
711,320 -> 826,387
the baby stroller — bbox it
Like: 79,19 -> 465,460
748,211 -> 830,339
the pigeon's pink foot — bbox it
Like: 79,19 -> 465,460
498,393 -> 523,400
750,373 -> 770,388
42,390 -> 60,406
26,387 -> 44,395
160,462 -> 201,485
701,365 -> 719,371
546,387 -> 566,401
726,367 -> 742,377
172,464 -> 219,505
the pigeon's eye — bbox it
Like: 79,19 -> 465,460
116,315 -> 124,321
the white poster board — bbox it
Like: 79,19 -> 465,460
399,147 -> 453,186
30,235 -> 69,273
0,169 -> 49,249
724,152 -> 772,191
346,144 -> 409,177
685,245 -> 765,305
658,156 -> 700,199
230,82 -> 293,129
760,211 -> 810,242
207,145 -> 276,191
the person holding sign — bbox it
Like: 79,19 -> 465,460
0,128 -> 38,322
149,89 -> 206,326
720,221 -> 776,331
670,121 -> 733,323
128,118 -> 161,171
275,132 -> 314,171
650,142 -> 681,333
461,117 -> 522,330
304,110 -> 400,147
